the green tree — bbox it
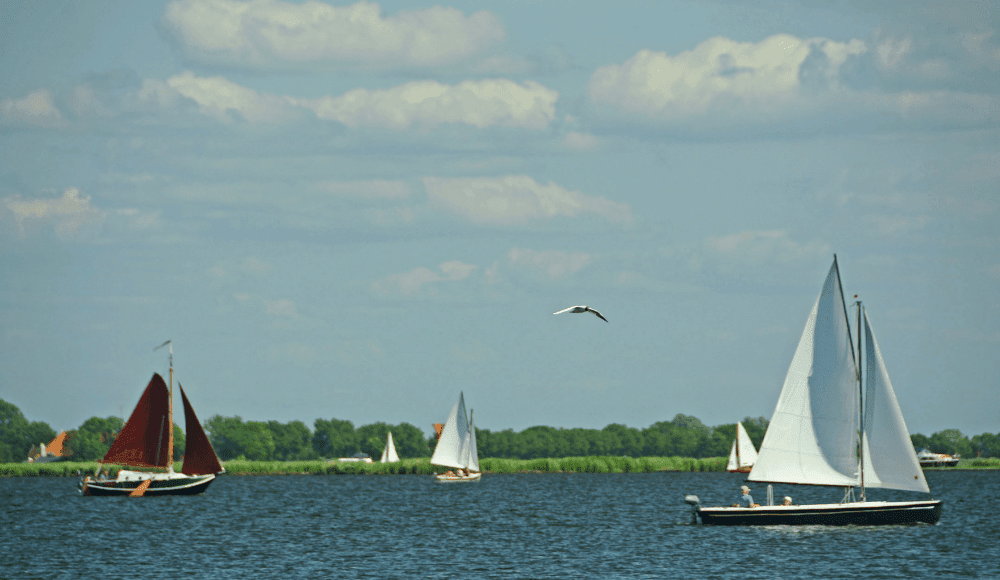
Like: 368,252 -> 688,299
205,415 -> 275,461
0,399 -> 57,462
910,433 -> 932,451
63,416 -> 125,461
312,418 -> 356,458
267,420 -> 315,460
971,432 -> 1000,458
387,422 -> 430,458
929,429 -> 973,458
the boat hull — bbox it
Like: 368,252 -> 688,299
434,472 -> 482,483
696,500 -> 942,526
81,474 -> 217,496
919,459 -> 960,468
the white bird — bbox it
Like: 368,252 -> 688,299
553,305 -> 609,323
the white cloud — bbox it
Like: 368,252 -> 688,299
297,79 -> 558,130
372,260 -> 477,295
424,175 -> 632,226
2,188 -> 105,238
315,180 -> 411,200
563,131 -> 598,150
166,71 -> 300,123
264,298 -> 299,319
160,0 -> 504,71
705,230 -> 830,264
589,34 -> 866,121
0,89 -> 63,128
506,247 -> 592,280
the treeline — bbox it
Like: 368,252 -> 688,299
3,397 -> 999,463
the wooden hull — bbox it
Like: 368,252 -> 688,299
81,474 -> 216,496
434,472 -> 482,483
695,500 -> 942,526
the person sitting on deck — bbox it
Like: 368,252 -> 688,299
783,496 -> 793,506
732,485 -> 759,508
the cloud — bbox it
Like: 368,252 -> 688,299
315,180 -> 411,200
704,230 -> 831,265
372,260 -> 477,295
563,131 -> 598,150
160,0 -> 504,71
2,188 -> 105,239
296,79 -> 558,130
424,175 -> 632,226
0,89 -> 64,128
505,248 -> 592,280
166,71 -> 300,123
264,298 -> 299,319
588,32 -> 997,133
589,34 -> 866,122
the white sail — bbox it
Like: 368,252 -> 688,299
430,393 -> 470,470
861,311 -> 929,493
736,422 -> 758,469
749,260 -> 860,487
380,431 -> 399,463
726,439 -> 739,471
467,410 -> 480,473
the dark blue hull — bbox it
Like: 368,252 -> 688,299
696,500 -> 942,526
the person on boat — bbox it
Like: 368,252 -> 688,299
444,470 -> 455,478
782,496 -> 793,506
733,485 -> 758,508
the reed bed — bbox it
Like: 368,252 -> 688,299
479,456 -> 726,474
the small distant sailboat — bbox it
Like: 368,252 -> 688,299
79,342 -> 224,497
430,392 -> 481,482
725,422 -> 758,473
380,432 -> 399,463
688,257 -> 942,525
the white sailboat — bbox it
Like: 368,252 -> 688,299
725,422 -> 758,473
430,392 -> 481,482
380,432 -> 399,463
690,257 -> 942,525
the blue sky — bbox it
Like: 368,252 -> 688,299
2,0 -> 997,439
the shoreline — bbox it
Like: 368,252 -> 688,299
4,456 -> 999,477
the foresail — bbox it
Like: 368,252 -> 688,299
430,393 -> 469,469
102,374 -> 172,468
380,431 -> 399,463
726,439 -> 739,471
179,384 -> 224,475
861,312 -> 929,493
736,422 -> 758,469
749,260 -> 860,487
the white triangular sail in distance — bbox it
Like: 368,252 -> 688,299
430,393 -> 470,470
380,431 -> 399,463
861,311 -> 929,493
726,439 -> 739,472
735,422 -> 758,470
467,410 -> 480,473
749,259 -> 860,487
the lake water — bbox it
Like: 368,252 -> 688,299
2,470 -> 996,579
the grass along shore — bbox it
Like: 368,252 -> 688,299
5,456 -> 998,477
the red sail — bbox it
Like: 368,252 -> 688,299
102,374 -> 171,468
179,384 -> 224,475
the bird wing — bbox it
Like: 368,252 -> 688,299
553,306 -> 579,315
588,308 -> 609,322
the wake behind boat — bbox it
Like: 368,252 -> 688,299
80,342 -> 224,496
689,257 -> 942,525
430,392 -> 481,482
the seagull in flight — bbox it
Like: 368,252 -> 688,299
553,305 -> 609,323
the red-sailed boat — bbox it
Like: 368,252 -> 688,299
80,342 -> 224,496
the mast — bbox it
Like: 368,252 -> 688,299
155,340 -> 174,473
856,301 -> 865,501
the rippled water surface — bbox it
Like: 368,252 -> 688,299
2,471 -> 996,578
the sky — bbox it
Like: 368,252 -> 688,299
1,0 -> 997,440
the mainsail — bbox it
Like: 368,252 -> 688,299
380,431 -> 399,463
749,259 -> 860,487
727,422 -> 758,471
178,384 -> 224,475
466,410 -> 480,473
860,311 -> 929,492
430,393 -> 470,470
102,374 -> 172,469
